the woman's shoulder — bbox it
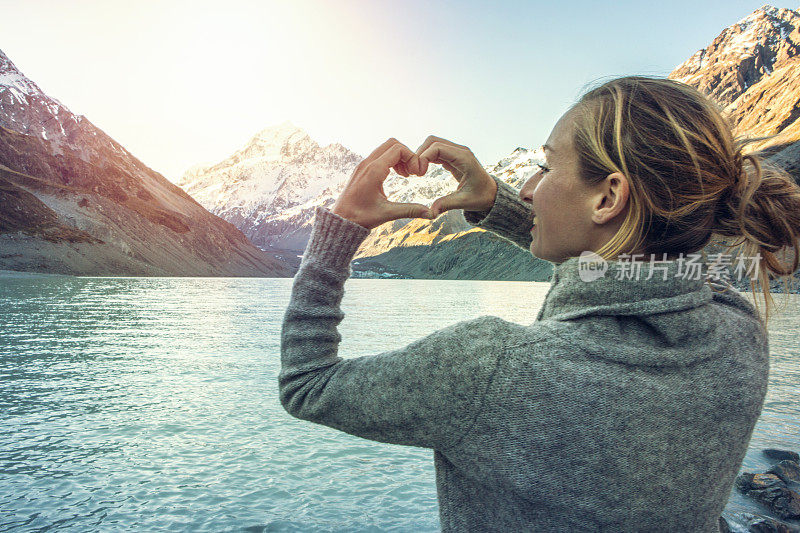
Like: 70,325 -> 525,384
706,278 -> 763,318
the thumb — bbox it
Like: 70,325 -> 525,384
384,201 -> 434,221
430,191 -> 467,218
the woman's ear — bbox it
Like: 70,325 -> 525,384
591,172 -> 629,225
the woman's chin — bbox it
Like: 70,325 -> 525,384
529,243 -> 545,261
530,242 -> 560,263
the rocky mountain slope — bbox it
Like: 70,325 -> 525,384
669,4 -> 800,294
0,48 -> 292,276
670,4 -> 800,159
177,121 -> 362,251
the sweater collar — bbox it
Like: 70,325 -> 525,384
536,255 -> 715,322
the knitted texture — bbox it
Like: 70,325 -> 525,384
279,194 -> 769,532
463,174 -> 534,250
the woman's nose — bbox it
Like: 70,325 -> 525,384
519,174 -> 538,204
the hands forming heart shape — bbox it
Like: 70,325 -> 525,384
331,136 -> 500,230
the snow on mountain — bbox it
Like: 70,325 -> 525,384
176,121 -> 363,249
669,4 -> 800,154
0,50 -> 44,99
0,49 -> 147,167
669,5 -> 800,106
0,47 -> 291,277
177,121 -> 547,252
488,146 -> 546,189
1,50 -> 82,150
177,121 -> 356,212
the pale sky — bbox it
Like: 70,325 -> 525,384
0,0 -> 782,182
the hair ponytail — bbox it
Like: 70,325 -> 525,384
712,145 -> 800,325
572,76 -> 800,327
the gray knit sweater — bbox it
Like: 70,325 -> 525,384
279,176 -> 770,532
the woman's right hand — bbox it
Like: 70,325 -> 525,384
416,135 -> 499,218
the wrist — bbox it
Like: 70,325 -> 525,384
488,175 -> 499,208
305,207 -> 371,270
330,202 -> 354,222
330,205 -> 371,230
479,172 -> 499,211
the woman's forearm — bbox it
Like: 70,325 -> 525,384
463,174 -> 534,251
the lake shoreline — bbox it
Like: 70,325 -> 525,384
3,268 -> 799,295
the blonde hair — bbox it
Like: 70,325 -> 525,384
571,75 -> 800,326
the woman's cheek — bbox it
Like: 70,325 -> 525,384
532,182 -> 556,219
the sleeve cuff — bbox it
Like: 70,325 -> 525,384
463,174 -> 533,233
301,207 -> 372,271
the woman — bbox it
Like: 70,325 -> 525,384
278,76 -> 800,531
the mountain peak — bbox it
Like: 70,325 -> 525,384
752,4 -> 795,18
0,47 -> 88,149
241,120 -> 316,158
254,120 -> 307,141
0,48 -> 44,97
737,4 -> 797,27
755,4 -> 779,16
0,48 -> 15,70
669,4 -> 800,107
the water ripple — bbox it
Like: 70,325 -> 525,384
0,277 -> 797,531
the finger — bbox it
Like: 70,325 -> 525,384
418,142 -> 464,175
415,135 -> 467,157
364,137 -> 402,168
440,160 -> 459,176
396,155 -> 423,177
372,142 -> 417,177
430,190 -> 469,218
411,154 -> 424,175
419,156 -> 429,175
405,155 -> 424,176
394,160 -> 409,177
369,139 -> 424,175
383,201 -> 434,221
419,154 -> 457,179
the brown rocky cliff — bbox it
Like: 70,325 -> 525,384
0,49 -> 292,277
670,5 -> 800,156
669,6 -> 800,107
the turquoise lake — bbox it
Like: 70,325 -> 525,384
0,275 -> 798,531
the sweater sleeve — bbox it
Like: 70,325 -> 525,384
278,206 -> 507,450
462,174 -> 534,251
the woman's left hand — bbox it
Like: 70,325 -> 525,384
331,138 -> 434,230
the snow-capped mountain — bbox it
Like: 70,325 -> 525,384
0,49 -> 145,165
176,121 -> 362,250
0,49 -> 72,141
177,121 -> 547,253
669,4 -> 800,164
178,121 -> 359,215
670,5 -> 799,106
0,48 -> 291,276
488,146 -> 546,189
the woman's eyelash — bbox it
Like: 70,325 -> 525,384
536,162 -> 551,173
